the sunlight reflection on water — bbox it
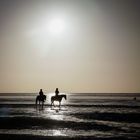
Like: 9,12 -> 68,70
38,107 -> 92,123
0,129 -> 119,137
1,128 -> 138,139
48,109 -> 64,121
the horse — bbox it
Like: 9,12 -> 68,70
51,95 -> 67,107
36,94 -> 46,108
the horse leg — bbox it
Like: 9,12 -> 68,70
59,101 -> 61,108
37,101 -> 40,109
35,97 -> 38,108
51,101 -> 53,107
36,101 -> 38,108
42,102 -> 44,109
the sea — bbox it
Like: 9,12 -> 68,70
0,93 -> 140,140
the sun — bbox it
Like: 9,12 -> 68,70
48,18 -> 66,35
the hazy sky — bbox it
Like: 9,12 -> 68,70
0,0 -> 140,93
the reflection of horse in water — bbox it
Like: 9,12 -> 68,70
36,94 -> 46,108
51,95 -> 67,107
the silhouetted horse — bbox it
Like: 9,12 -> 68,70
51,95 -> 67,107
36,94 -> 46,108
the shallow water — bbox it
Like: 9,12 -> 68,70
0,93 -> 140,139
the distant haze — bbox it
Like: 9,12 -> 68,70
0,0 -> 140,93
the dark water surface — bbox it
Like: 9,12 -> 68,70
0,93 -> 140,139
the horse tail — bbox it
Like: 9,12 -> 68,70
51,96 -> 53,102
36,96 -> 38,105
44,95 -> 46,101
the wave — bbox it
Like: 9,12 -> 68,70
1,115 -> 139,131
0,133 -> 137,140
0,116 -> 115,130
0,104 -> 140,108
0,111 -> 140,128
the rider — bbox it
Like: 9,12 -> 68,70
39,89 -> 46,103
55,88 -> 59,97
39,89 -> 44,96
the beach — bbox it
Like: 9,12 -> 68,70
0,93 -> 140,140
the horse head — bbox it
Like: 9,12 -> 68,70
42,95 -> 46,102
44,95 -> 46,100
63,95 -> 67,100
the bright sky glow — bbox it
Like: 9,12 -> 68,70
48,18 -> 66,35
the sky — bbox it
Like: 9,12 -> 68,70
0,0 -> 140,93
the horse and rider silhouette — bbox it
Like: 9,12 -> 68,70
35,88 -> 67,108
51,88 -> 67,107
36,89 -> 46,108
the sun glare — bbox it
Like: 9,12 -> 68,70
48,18 -> 66,35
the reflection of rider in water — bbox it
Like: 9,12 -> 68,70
55,88 -> 59,96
